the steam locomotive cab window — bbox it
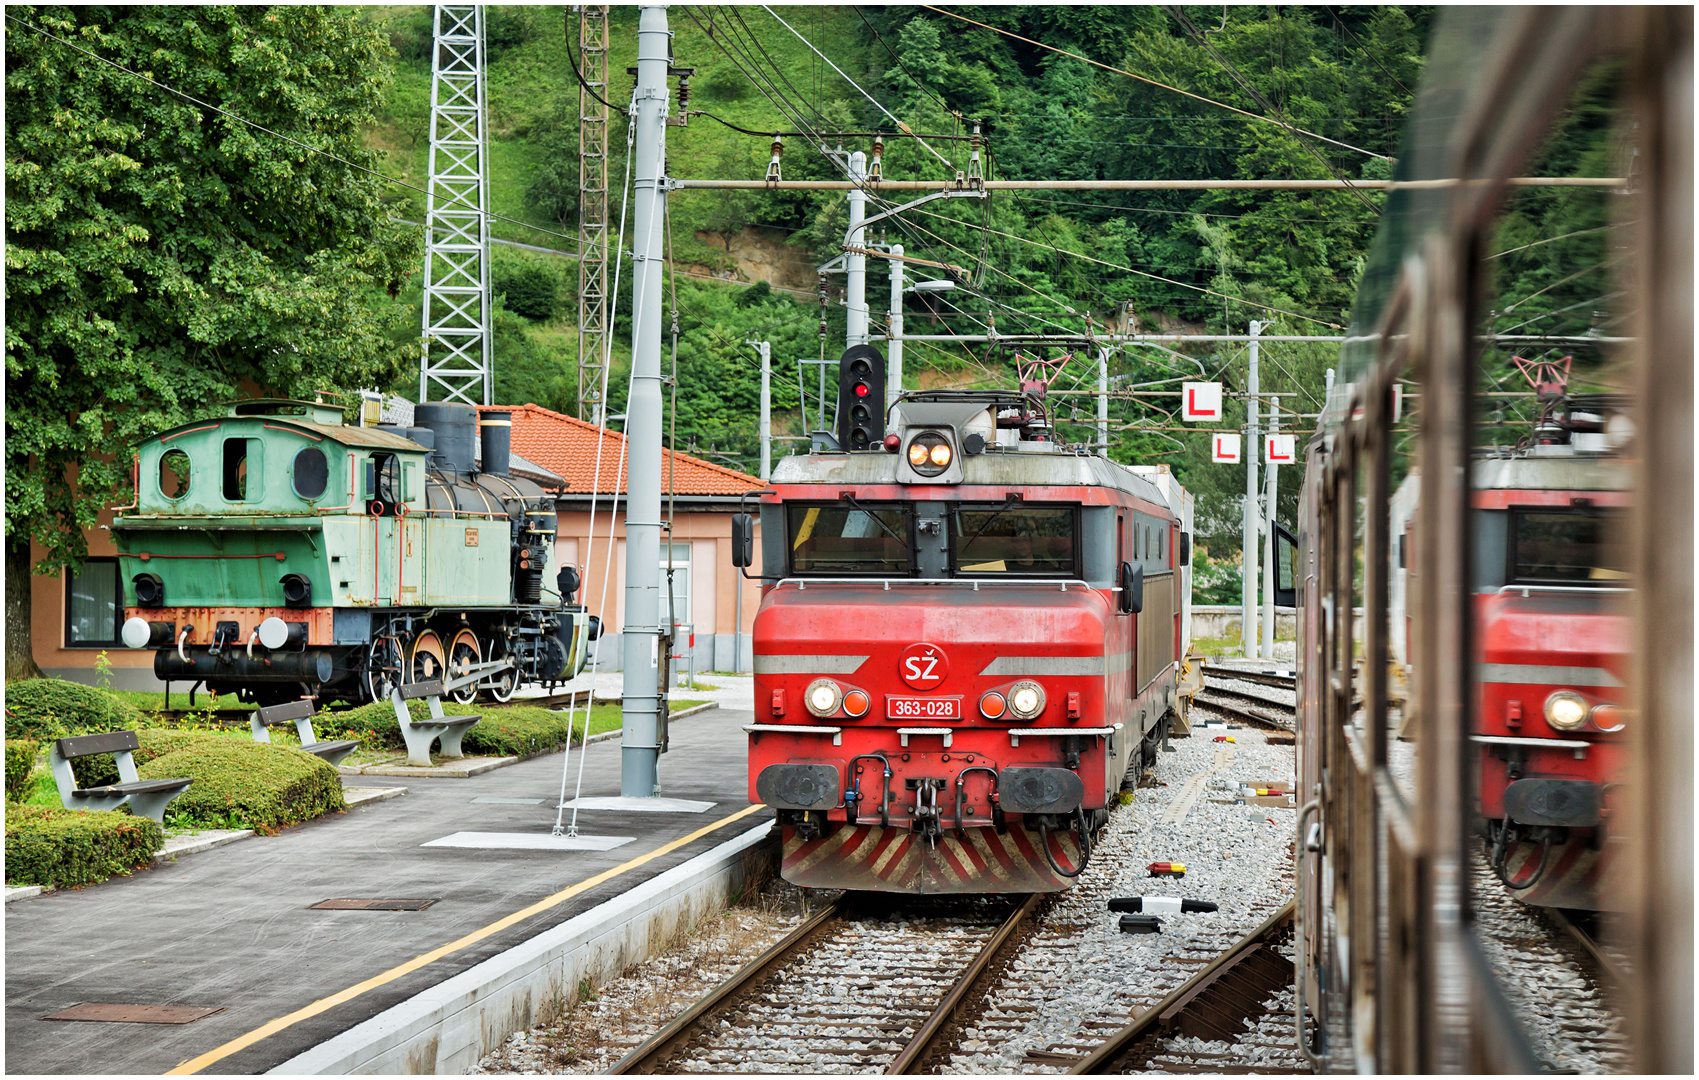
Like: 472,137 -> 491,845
952,504 -> 1079,577
1509,508 -> 1626,584
365,454 -> 399,502
787,504 -> 913,576
292,447 -> 330,500
159,449 -> 191,500
222,438 -> 256,501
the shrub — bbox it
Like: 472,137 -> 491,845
6,740 -> 39,802
5,804 -> 163,888
4,679 -> 146,741
71,729 -> 231,789
139,742 -> 346,830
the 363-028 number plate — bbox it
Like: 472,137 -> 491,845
886,696 -> 961,720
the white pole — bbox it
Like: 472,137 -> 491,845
618,3 -> 669,798
888,243 -> 904,414
1262,394 -> 1278,659
1242,320 -> 1261,660
1097,346 -> 1110,453
845,151 -> 868,349
757,340 -> 772,480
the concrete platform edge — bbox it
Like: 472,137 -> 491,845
269,818 -> 776,1075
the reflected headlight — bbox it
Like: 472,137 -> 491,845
1008,680 -> 1046,720
1545,691 -> 1588,731
805,679 -> 842,718
905,432 -> 952,477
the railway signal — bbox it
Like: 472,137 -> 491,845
1265,433 -> 1296,464
1212,433 -> 1242,463
836,343 -> 886,450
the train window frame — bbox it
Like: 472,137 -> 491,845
949,502 -> 1082,579
785,502 -> 916,578
292,447 -> 331,501
158,448 -> 192,501
1505,506 -> 1626,586
64,557 -> 122,648
222,437 -> 257,502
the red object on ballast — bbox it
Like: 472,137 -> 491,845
1147,861 -> 1187,877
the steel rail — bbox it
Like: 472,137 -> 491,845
1203,667 -> 1298,691
1544,907 -> 1627,990
1199,680 -> 1297,714
675,177 -> 1625,191
885,893 -> 1045,1074
1192,689 -> 1296,731
1066,900 -> 1297,1074
608,896 -> 848,1074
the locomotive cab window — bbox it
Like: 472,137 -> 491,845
159,449 -> 191,500
292,447 -> 330,500
222,438 -> 257,501
787,504 -> 912,575
1509,508 -> 1626,584
364,453 -> 399,503
952,504 -> 1079,576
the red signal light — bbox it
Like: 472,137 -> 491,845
855,383 -> 869,396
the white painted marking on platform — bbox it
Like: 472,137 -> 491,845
470,797 -> 546,805
556,796 -> 717,813
422,832 -> 635,851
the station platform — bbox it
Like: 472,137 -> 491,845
4,706 -> 764,1075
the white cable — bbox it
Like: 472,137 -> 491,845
759,5 -> 957,175
553,93 -> 639,838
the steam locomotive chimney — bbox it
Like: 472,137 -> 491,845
480,411 -> 512,476
414,402 -> 477,475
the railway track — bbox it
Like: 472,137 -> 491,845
1064,901 -> 1298,1075
610,893 -> 1044,1074
1192,679 -> 1297,733
1199,667 -> 1296,693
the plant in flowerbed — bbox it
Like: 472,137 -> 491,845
7,739 -> 39,802
5,804 -> 164,889
4,678 -> 147,741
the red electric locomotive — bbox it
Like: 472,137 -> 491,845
1392,394 -> 1631,909
734,389 -> 1192,894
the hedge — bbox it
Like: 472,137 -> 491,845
71,729 -> 230,789
320,700 -> 582,759
6,740 -> 39,802
139,741 -> 346,830
5,804 -> 163,888
5,679 -> 146,741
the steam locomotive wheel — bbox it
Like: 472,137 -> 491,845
485,634 -> 518,703
365,636 -> 405,703
410,631 -> 447,684
447,629 -> 481,705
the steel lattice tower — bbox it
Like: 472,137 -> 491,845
420,5 -> 493,406
576,5 -> 611,425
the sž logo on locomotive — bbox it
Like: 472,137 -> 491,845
899,642 -> 949,690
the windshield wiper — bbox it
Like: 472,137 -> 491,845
958,493 -> 1024,552
839,493 -> 912,551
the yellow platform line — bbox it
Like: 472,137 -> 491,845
168,803 -> 766,1075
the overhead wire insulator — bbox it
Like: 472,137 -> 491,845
765,135 -> 784,185
967,122 -> 984,191
869,136 -> 884,183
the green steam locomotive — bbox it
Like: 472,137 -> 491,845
115,398 -> 593,705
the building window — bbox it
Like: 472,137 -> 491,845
662,542 -> 690,625
66,558 -> 122,647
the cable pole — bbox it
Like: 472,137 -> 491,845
619,3 -> 669,799
1263,394 -> 1279,659
753,339 -> 772,479
1242,320 -> 1261,660
576,4 -> 611,425
1097,346 -> 1111,452
888,243 -> 904,411
845,150 -> 869,349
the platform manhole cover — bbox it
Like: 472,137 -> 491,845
43,1003 -> 225,1024
310,898 -> 438,911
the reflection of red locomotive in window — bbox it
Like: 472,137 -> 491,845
735,388 -> 1193,894
1394,395 -> 1631,909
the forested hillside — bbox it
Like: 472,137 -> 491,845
357,6 -> 1619,598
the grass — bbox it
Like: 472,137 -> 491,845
103,689 -> 256,712
1191,630 -> 1296,659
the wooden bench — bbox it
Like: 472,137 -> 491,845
249,699 -> 360,768
390,678 -> 481,767
48,731 -> 192,824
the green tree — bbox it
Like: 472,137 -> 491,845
4,5 -> 421,678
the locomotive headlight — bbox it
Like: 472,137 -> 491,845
1544,691 -> 1589,731
805,678 -> 843,718
1008,680 -> 1046,720
905,433 -> 952,477
979,691 -> 1007,719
